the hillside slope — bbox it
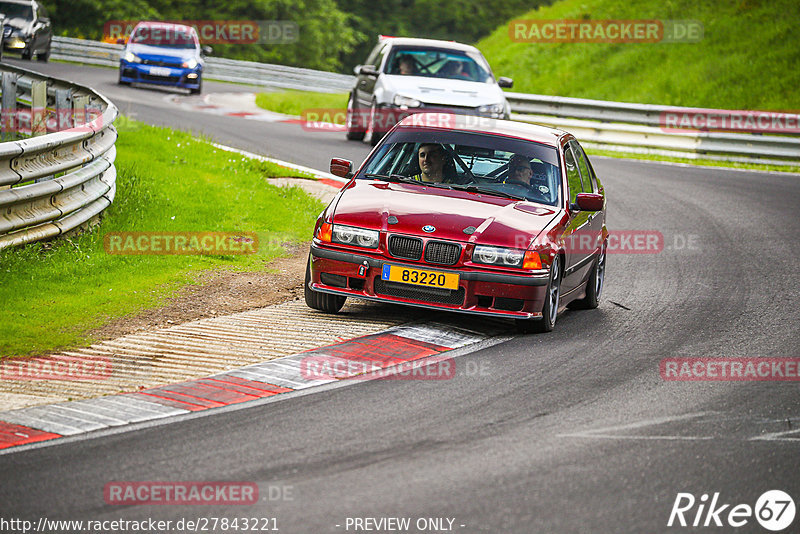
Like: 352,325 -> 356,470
478,0 -> 799,110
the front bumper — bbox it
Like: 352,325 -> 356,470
309,244 -> 550,319
119,62 -> 201,90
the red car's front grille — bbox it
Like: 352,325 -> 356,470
388,235 -> 422,260
424,241 -> 461,265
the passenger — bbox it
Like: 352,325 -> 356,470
440,60 -> 470,79
506,154 -> 533,185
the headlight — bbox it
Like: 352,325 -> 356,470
478,103 -> 504,115
332,225 -> 379,248
393,95 -> 422,108
124,51 -> 141,63
472,245 -> 525,267
182,58 -> 198,69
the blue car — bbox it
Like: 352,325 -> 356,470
118,22 -> 210,94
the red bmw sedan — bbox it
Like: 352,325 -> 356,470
306,113 -> 607,333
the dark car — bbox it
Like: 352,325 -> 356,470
0,0 -> 52,61
118,21 -> 210,94
306,113 -> 607,333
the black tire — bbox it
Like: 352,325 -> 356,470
117,71 -> 130,86
36,45 -> 50,62
190,77 -> 202,95
516,255 -> 561,334
21,47 -> 33,60
345,94 -> 365,141
569,244 -> 606,310
304,255 -> 346,313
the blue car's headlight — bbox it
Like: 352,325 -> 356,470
182,58 -> 198,69
123,51 -> 141,63
332,225 -> 379,248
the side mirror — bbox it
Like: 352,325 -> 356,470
116,37 -> 126,45
497,77 -> 513,88
358,65 -> 379,77
572,193 -> 604,212
201,45 -> 213,56
330,158 -> 353,178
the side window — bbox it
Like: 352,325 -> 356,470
564,145 -> 582,204
364,44 -> 381,68
571,142 -> 595,193
375,45 -> 388,71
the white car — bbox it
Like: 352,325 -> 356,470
346,36 -> 513,144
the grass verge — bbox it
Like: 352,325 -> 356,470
0,118 -> 325,358
255,90 -> 348,120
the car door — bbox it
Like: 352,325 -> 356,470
560,141 -> 594,294
355,43 -> 387,109
570,140 -> 604,283
37,3 -> 52,48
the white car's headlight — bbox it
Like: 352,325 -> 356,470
182,58 -> 198,69
124,51 -> 141,63
332,225 -> 379,248
478,103 -> 504,115
393,95 -> 422,108
473,245 -> 525,267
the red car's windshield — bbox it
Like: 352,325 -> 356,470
359,130 -> 561,206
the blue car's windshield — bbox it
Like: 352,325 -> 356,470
130,26 -> 198,49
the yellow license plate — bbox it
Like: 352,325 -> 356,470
381,264 -> 459,290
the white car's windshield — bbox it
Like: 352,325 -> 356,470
386,47 -> 493,83
359,130 -> 561,206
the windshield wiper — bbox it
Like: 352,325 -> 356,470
363,174 -> 452,189
451,184 -> 526,200
364,173 -> 416,183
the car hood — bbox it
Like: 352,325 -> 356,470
4,18 -> 32,32
383,75 -> 506,107
332,181 -> 558,249
127,43 -> 199,62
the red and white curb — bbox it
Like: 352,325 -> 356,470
0,323 -> 489,451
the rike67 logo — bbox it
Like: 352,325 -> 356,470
668,490 -> 796,531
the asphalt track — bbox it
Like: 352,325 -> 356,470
1,60 -> 799,533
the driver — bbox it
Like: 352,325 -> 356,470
411,143 -> 457,183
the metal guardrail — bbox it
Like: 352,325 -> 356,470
0,62 -> 118,250
505,94 -> 800,166
50,36 -> 799,166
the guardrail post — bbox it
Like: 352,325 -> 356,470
1,72 -> 18,142
31,80 -> 47,136
73,95 -> 88,127
31,80 -> 48,183
55,89 -> 73,131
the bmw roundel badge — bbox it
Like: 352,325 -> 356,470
422,225 -> 435,233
